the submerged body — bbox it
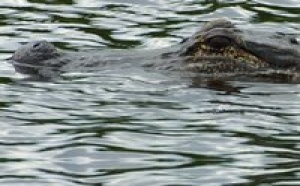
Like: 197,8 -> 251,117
9,19 -> 300,81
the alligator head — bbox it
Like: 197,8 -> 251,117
8,19 -> 300,80
179,19 -> 300,73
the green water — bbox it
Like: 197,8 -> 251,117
0,0 -> 299,185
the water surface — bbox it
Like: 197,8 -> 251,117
0,0 -> 299,185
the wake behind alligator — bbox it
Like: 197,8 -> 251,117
8,19 -> 300,82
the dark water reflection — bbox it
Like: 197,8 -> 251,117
0,0 -> 299,185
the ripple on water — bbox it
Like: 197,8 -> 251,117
0,0 -> 300,185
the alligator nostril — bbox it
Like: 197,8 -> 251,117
33,42 -> 41,48
290,38 -> 299,45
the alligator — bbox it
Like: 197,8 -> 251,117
8,19 -> 300,82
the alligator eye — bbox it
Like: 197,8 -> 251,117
207,36 -> 232,48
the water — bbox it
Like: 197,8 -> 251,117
0,0 -> 300,185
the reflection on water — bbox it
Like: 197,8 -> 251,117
0,0 -> 299,185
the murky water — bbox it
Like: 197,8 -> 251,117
0,0 -> 299,185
